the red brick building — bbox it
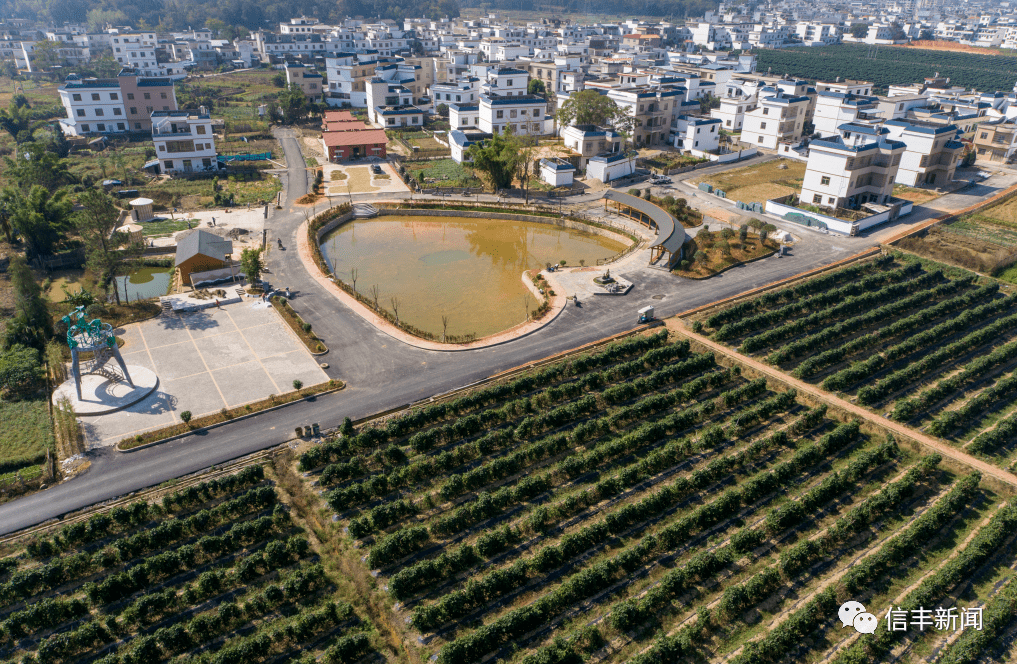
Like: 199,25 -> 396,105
322,128 -> 388,161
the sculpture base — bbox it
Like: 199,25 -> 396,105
51,366 -> 159,416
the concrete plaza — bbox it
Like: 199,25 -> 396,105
81,301 -> 328,447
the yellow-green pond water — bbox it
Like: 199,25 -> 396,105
320,216 -> 629,338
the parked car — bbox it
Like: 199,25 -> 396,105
372,164 -> 383,174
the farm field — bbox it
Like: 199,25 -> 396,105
296,329 -> 1017,664
0,465 -> 383,664
695,253 -> 1017,471
752,43 -> 1017,93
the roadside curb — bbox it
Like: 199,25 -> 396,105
115,385 -> 345,453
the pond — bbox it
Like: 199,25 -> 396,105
320,215 -> 629,339
114,266 -> 173,302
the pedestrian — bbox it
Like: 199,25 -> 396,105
215,299 -> 220,309
212,216 -> 216,226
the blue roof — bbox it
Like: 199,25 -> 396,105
811,137 -> 906,153
482,94 -> 547,105
838,123 -> 887,135
540,158 -> 576,171
449,104 -> 478,112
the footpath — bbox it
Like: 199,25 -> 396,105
668,320 -> 1017,489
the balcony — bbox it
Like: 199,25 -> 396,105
154,129 -> 192,137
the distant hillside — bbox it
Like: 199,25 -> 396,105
0,0 -> 460,31
1,0 -> 716,32
753,43 -> 1017,93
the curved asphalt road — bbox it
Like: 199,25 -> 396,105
0,131 -> 1008,535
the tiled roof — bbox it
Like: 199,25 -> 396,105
322,128 -> 388,147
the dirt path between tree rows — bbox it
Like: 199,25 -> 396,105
668,321 -> 1017,489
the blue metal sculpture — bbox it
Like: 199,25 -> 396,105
61,307 -> 134,400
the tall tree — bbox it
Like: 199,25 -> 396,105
3,142 -> 73,191
240,247 -> 264,284
509,134 -> 538,203
75,189 -> 143,305
7,254 -> 51,350
9,186 -> 73,257
280,84 -> 309,124
556,90 -> 626,128
466,131 -> 517,191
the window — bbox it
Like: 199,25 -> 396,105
510,109 -> 517,118
821,176 -> 831,185
113,108 -> 122,115
135,122 -> 142,129
117,123 -> 125,130
161,93 -> 167,99
76,109 -> 85,117
97,124 -> 106,131
763,107 -> 769,115
110,93 -> 118,100
412,117 -> 418,124
197,125 -> 206,135
711,126 -> 715,133
146,106 -> 153,113
95,109 -> 104,117
758,135 -> 763,143
496,110 -> 504,118
813,194 -> 822,204
507,79 -> 513,86
72,93 -> 81,101
81,124 -> 90,132
760,122 -> 766,130
127,93 -> 134,100
144,93 -> 151,100
387,117 -> 395,125
981,132 -> 989,139
202,158 -> 212,168
90,93 -> 100,101
164,160 -> 174,169
163,106 -> 169,111
726,120 -> 731,126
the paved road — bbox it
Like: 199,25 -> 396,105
0,136 -> 1010,535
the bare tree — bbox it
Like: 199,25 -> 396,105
522,295 -> 529,321
441,315 -> 449,343
350,266 -> 358,293
370,284 -> 380,309
390,296 -> 400,325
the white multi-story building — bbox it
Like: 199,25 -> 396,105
799,130 -> 906,210
560,124 -> 623,169
882,120 -> 964,186
480,66 -> 529,97
673,115 -> 722,152
740,90 -> 810,149
110,32 -> 164,76
711,95 -> 757,131
151,110 -> 218,174
431,79 -> 481,106
478,94 -> 549,136
794,22 -> 840,46
813,91 -> 882,138
58,78 -> 128,136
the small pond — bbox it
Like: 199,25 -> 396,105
320,215 -> 629,339
115,266 -> 173,302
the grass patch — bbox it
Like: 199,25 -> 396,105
893,183 -> 942,205
404,158 -> 482,188
117,378 -> 343,449
0,398 -> 54,477
271,296 -> 327,353
136,218 -> 200,237
330,169 -> 347,181
342,167 -> 379,193
700,159 -> 807,204
137,172 -> 281,210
